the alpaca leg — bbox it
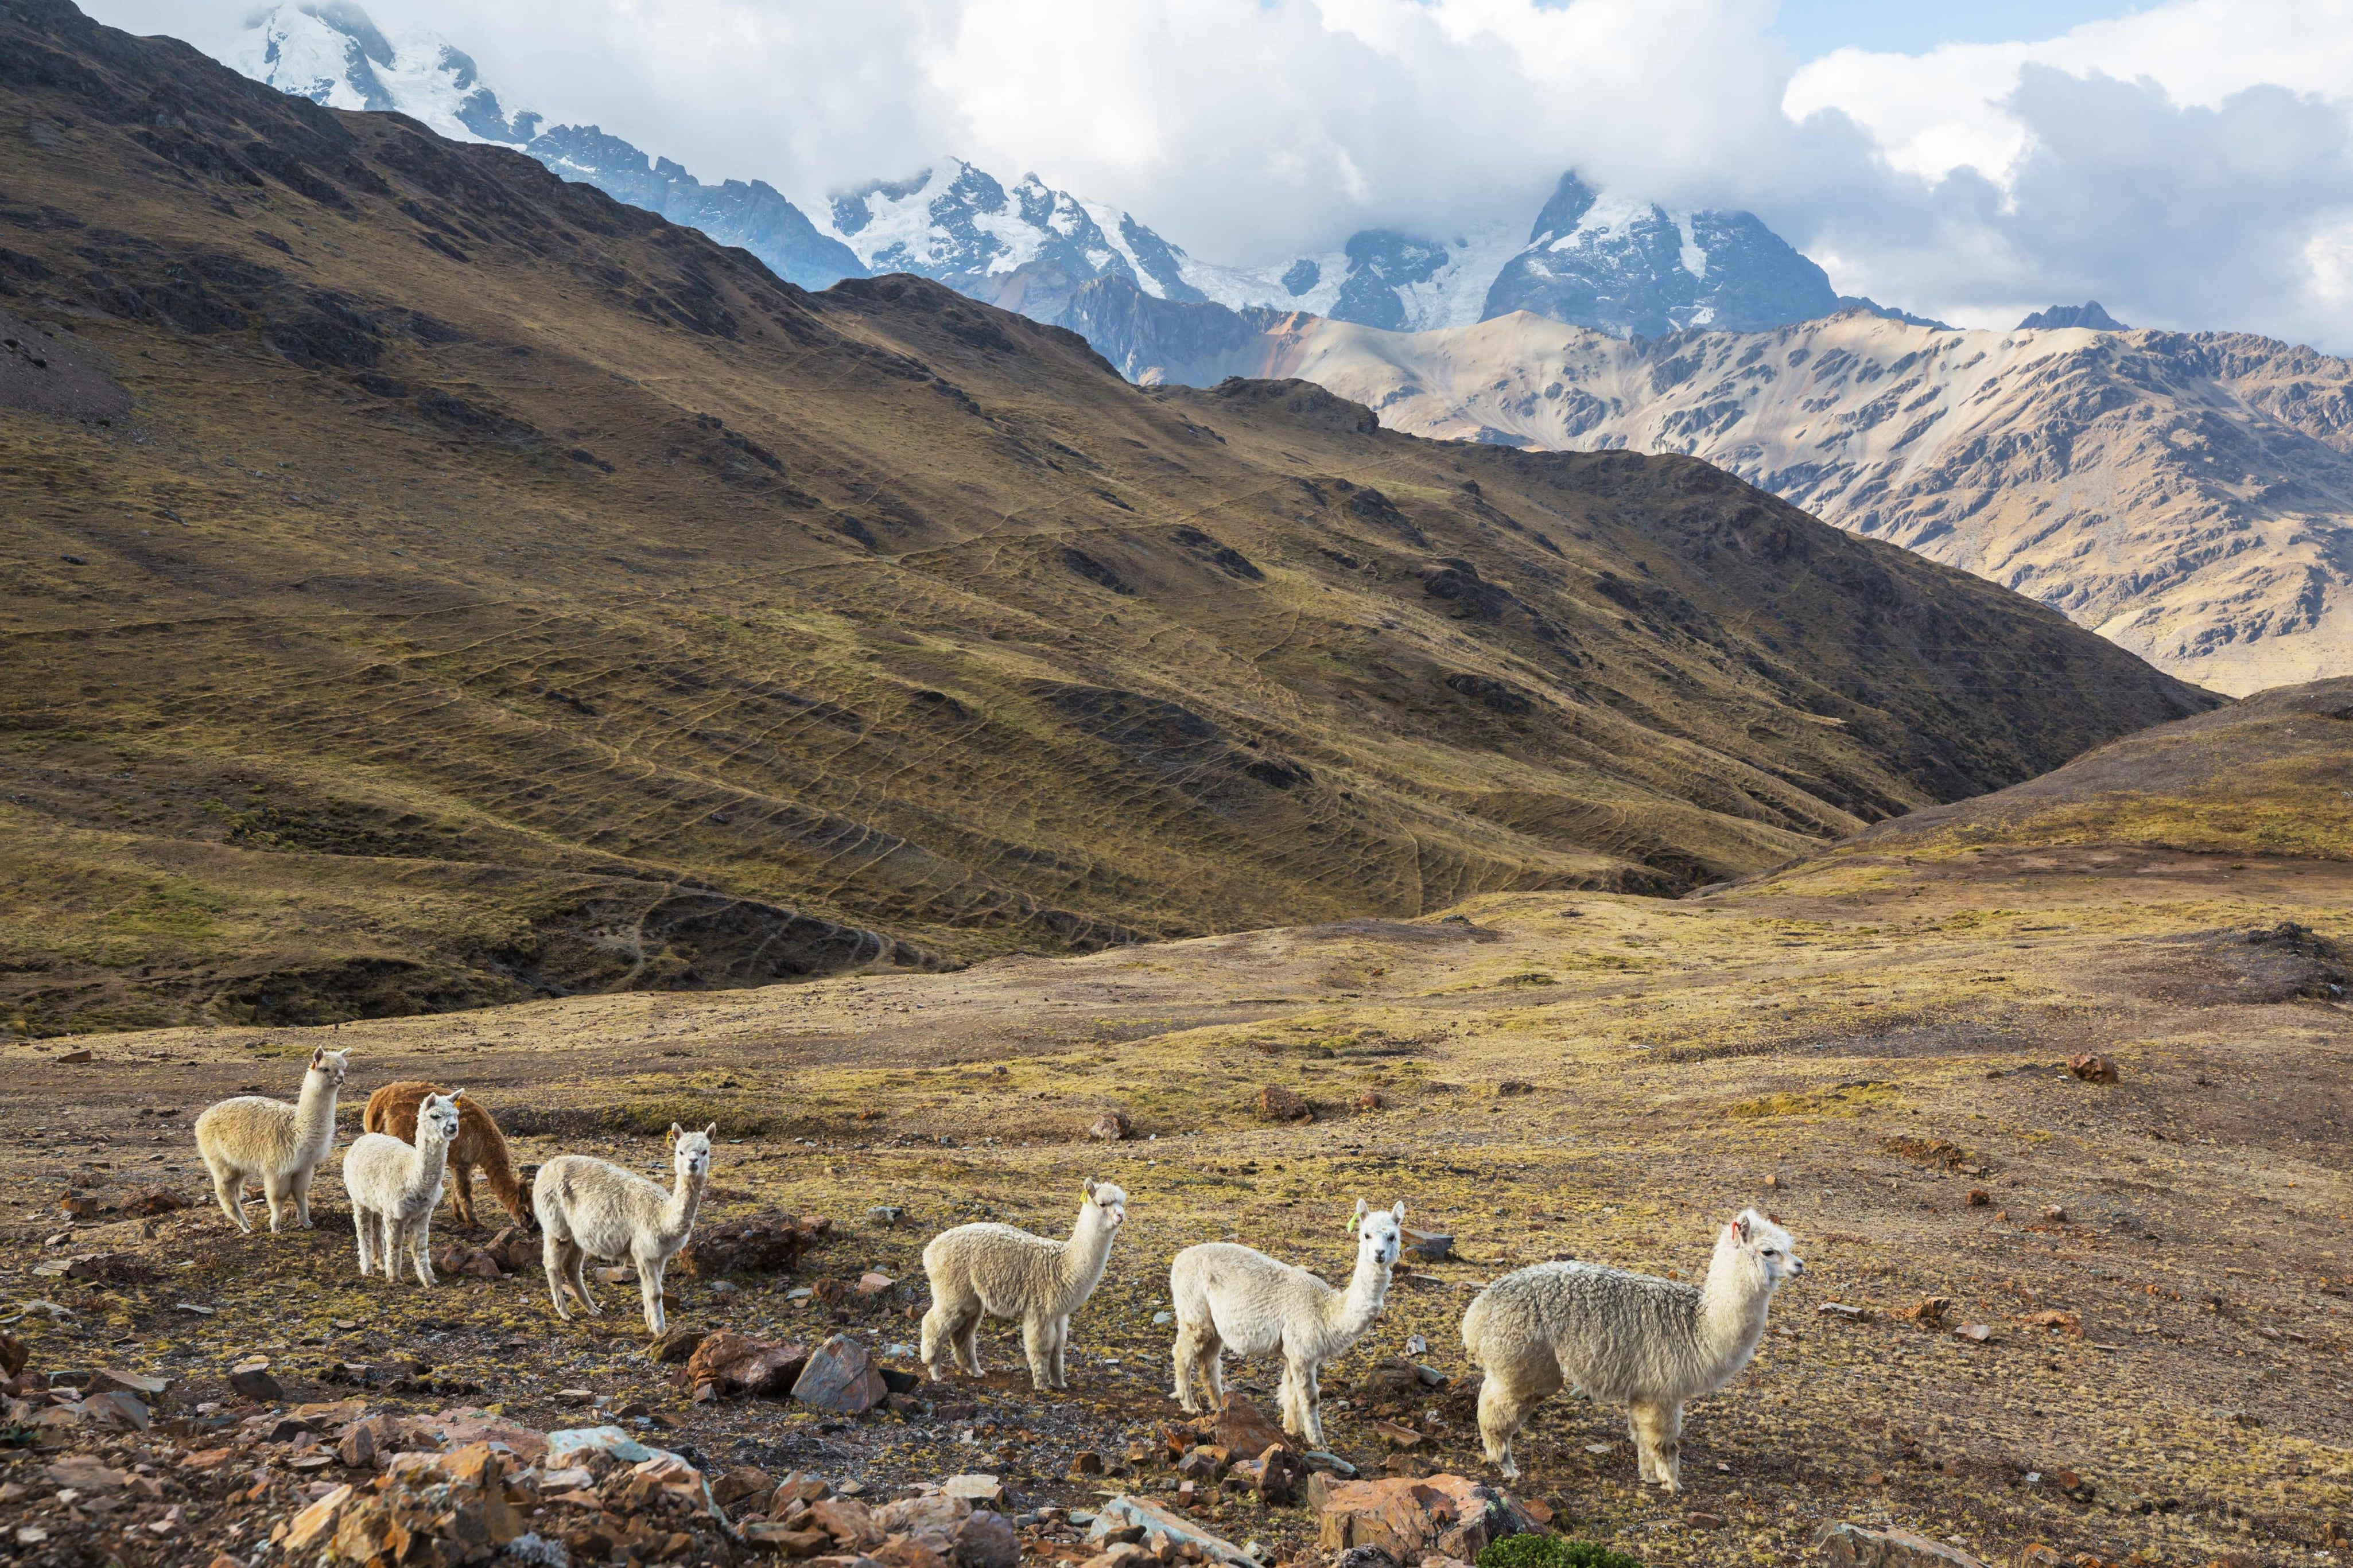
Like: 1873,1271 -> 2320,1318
542,1232 -> 574,1320
1478,1367 -> 1556,1482
1296,1360 -> 1325,1449
567,1244 -> 602,1315
450,1162 -> 477,1230
954,1305 -> 984,1375
1050,1315 -> 1071,1390
353,1204 -> 375,1277
1022,1316 -> 1053,1391
290,1164 -> 316,1229
921,1301 -> 952,1382
1629,1399 -> 1683,1491
409,1213 -> 437,1289
1201,1332 -> 1228,1407
205,1156 -> 250,1233
263,1170 -> 293,1234
378,1214 -> 401,1280
1171,1324 -> 1202,1411
638,1256 -> 666,1336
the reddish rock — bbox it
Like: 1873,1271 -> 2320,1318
793,1337 -> 887,1414
1087,1111 -> 1133,1142
1354,1090 -> 1384,1112
1308,1473 -> 1529,1561
689,1330 -> 810,1398
680,1211 -> 830,1277
2066,1054 -> 2118,1084
856,1272 -> 896,1297
810,1496 -> 885,1549
1257,1085 -> 1313,1123
1180,1392 -> 1288,1460
116,1188 -> 190,1217
953,1510 -> 1020,1568
1818,1522 -> 1992,1568
0,1332 -> 26,1378
1227,1445 -> 1302,1505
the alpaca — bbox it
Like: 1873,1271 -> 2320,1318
192,1047 -> 351,1234
532,1123 -> 713,1335
919,1180 -> 1128,1390
343,1090 -> 463,1287
1169,1199 -> 1403,1447
1461,1208 -> 1804,1489
364,1081 -> 533,1230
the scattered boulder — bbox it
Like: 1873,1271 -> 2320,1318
481,1225 -> 537,1273
648,1327 -> 710,1365
1400,1228 -> 1453,1262
115,1188 -> 190,1217
1087,1110 -> 1133,1142
688,1330 -> 810,1398
1257,1085 -> 1313,1123
2066,1054 -> 2118,1084
1307,1473 -> 1530,1560
1088,1495 -> 1251,1565
1817,1522 -> 1992,1568
86,1367 -> 170,1399
1354,1091 -> 1384,1112
0,1332 -> 25,1378
857,1272 -> 896,1297
227,1359 -> 285,1403
1178,1392 -> 1288,1460
1494,1081 -> 1534,1097
792,1335 -> 887,1414
432,1242 -> 506,1279
680,1211 -> 830,1277
1226,1445 -> 1302,1505
1902,1297 -> 1953,1328
2021,1309 -> 2083,1336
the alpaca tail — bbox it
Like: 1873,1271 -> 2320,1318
1461,1287 -> 1492,1362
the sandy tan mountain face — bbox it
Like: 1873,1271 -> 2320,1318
1158,309 -> 2353,697
0,1 -> 2208,1037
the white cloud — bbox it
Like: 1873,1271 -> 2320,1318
73,0 -> 2353,352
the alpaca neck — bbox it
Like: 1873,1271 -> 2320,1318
294,1073 -> 340,1155
1057,1211 -> 1116,1301
656,1169 -> 705,1248
1696,1247 -> 1775,1379
1323,1250 -> 1392,1346
403,1129 -> 452,1204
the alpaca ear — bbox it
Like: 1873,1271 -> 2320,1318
704,1122 -> 717,1139
1084,1178 -> 1097,1197
669,1123 -> 682,1145
1353,1199 -> 1368,1222
1732,1212 -> 1753,1243
1392,1201 -> 1405,1221
310,1047 -> 325,1068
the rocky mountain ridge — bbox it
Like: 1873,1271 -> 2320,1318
1147,306 -> 2353,695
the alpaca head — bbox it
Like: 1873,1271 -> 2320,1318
1351,1199 -> 1404,1268
1081,1178 -> 1127,1231
668,1122 -> 715,1184
306,1047 -> 351,1088
420,1092 -> 462,1146
1717,1207 -> 1803,1290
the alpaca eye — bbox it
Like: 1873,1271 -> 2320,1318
1762,1248 -> 1779,1258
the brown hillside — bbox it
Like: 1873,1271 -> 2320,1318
0,0 -> 2213,1036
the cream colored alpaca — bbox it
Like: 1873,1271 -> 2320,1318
1169,1199 -> 1403,1447
920,1180 -> 1128,1390
343,1091 -> 462,1287
1461,1208 -> 1804,1490
531,1123 -> 713,1334
192,1047 -> 351,1234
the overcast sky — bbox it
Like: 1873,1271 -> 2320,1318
83,0 -> 2353,350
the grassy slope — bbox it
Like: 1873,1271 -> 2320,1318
0,0 -> 2214,1036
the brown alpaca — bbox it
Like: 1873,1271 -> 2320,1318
363,1082 -> 533,1231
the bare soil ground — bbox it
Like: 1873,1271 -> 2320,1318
2,831 -> 2346,1566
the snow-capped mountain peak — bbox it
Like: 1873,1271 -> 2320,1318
232,2 -> 538,145
822,159 -> 1203,305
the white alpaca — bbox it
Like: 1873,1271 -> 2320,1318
919,1180 -> 1128,1390
1169,1199 -> 1404,1448
531,1122 -> 713,1335
342,1090 -> 462,1287
1461,1208 -> 1804,1489
192,1047 -> 351,1234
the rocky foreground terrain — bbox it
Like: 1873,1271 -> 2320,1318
2,684 -> 2347,1567
1143,309 -> 2353,698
